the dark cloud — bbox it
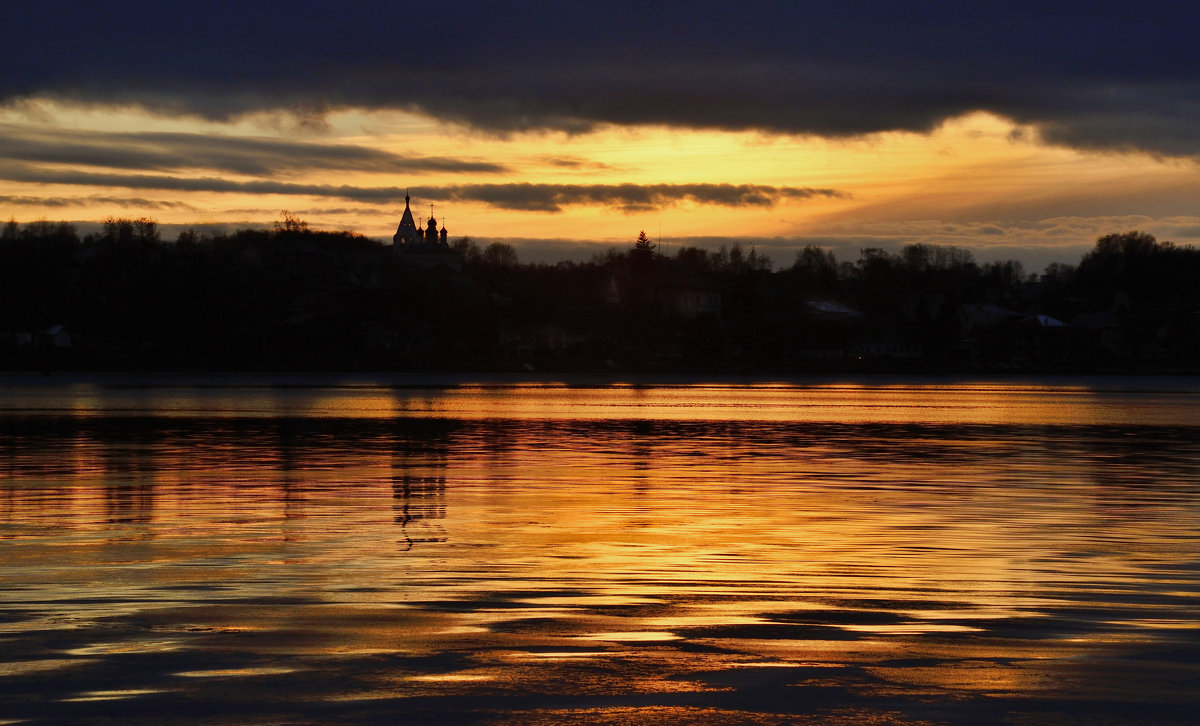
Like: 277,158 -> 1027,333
1167,225 -> 1200,239
0,162 -> 841,211
0,193 -> 199,210
2,2 -> 1197,156
275,206 -> 394,217
0,162 -> 409,201
536,155 -> 616,171
432,184 -> 845,212
0,124 -> 506,175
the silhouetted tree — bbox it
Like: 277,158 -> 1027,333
1077,231 -> 1200,309
101,216 -> 159,245
481,242 -> 518,268
790,244 -> 838,295
451,236 -> 482,264
632,230 -> 655,258
274,211 -> 310,234
672,246 -> 711,273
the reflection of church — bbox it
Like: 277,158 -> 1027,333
393,474 -> 447,551
393,191 -> 461,271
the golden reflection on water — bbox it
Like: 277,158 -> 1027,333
5,378 -> 1200,425
173,667 -> 299,678
60,688 -> 165,703
0,660 -> 89,677
2,381 -> 1199,723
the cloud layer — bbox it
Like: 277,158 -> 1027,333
3,2 -> 1198,155
432,184 -> 845,212
0,124 -> 505,176
0,159 -> 839,212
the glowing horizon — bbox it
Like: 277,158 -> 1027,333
4,103 -> 1200,272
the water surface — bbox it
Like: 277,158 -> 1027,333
2,378 -> 1199,724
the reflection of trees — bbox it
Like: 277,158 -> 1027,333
1075,425 -> 1200,515
628,419 -> 656,475
88,420 -> 160,546
0,418 -> 160,537
102,423 -> 157,534
105,481 -> 154,526
270,419 -> 306,524
390,421 -> 452,551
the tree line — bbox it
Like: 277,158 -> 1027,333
2,216 -> 1198,372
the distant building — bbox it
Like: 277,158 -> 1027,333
956,304 -> 1019,333
43,325 -> 73,348
806,300 -> 862,318
665,285 -> 722,320
393,191 -> 461,271
1071,312 -> 1123,355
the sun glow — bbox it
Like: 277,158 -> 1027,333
3,101 -> 1199,267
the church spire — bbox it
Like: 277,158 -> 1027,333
394,189 -> 418,246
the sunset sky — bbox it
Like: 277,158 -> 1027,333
3,1 -> 1199,271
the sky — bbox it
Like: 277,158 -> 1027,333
3,1 -> 1200,272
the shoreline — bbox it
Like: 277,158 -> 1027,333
3,369 -> 1199,392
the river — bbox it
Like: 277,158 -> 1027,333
2,376 -> 1198,724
